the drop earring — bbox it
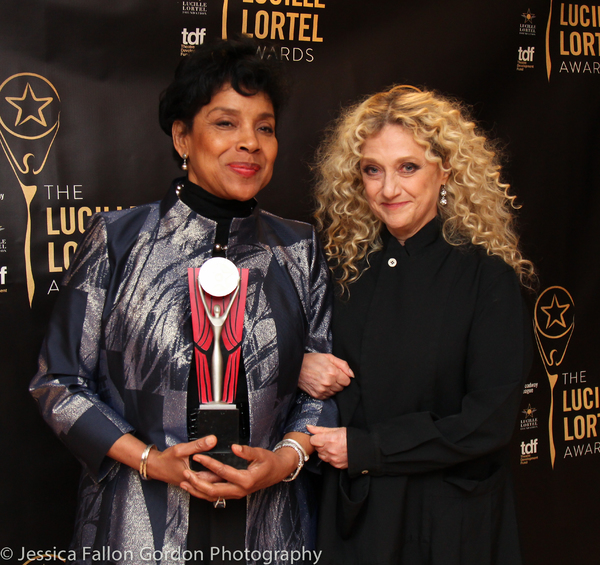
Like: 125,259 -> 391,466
439,185 -> 447,206
181,154 -> 188,171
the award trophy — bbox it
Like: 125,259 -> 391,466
189,257 -> 248,470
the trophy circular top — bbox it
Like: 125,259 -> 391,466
198,257 -> 240,297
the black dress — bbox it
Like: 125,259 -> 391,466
180,179 -> 252,563
317,218 -> 532,565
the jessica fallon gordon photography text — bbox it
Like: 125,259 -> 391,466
17,546 -> 324,563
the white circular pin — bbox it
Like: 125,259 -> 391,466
198,257 -> 240,297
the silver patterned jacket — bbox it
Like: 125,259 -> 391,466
30,182 -> 337,564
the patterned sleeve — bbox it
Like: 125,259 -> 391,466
285,226 -> 338,433
29,214 -> 134,481
303,226 -> 333,354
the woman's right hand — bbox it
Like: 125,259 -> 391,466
298,352 -> 354,399
107,433 -> 224,496
147,435 -> 225,489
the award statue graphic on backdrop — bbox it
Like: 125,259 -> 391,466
0,73 -> 61,306
534,286 -> 575,468
188,258 -> 249,470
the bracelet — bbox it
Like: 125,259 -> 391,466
139,444 -> 156,481
273,439 -> 309,482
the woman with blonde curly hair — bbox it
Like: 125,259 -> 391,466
300,85 -> 534,565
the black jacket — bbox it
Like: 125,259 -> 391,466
318,219 -> 532,565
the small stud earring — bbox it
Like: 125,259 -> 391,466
181,154 -> 188,171
440,185 -> 447,206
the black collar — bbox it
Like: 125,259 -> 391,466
176,177 -> 256,221
382,216 -> 442,257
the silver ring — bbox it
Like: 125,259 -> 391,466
213,497 -> 226,509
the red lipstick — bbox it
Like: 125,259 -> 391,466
228,162 -> 260,178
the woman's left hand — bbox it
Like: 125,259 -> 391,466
180,442 -> 299,501
306,425 -> 348,469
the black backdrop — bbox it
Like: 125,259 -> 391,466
1,1 -> 599,563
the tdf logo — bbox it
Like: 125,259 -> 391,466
518,46 -> 535,62
521,438 -> 539,456
181,27 -> 207,46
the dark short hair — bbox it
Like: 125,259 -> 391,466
159,37 -> 288,136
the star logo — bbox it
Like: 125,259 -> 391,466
522,404 -> 537,419
0,73 -> 60,141
534,286 -> 575,340
521,9 -> 536,23
540,293 -> 571,330
5,83 -> 53,128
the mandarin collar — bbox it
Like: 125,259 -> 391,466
160,177 -> 257,220
179,178 -> 256,219
383,216 -> 442,257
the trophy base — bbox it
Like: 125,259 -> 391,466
189,404 -> 248,471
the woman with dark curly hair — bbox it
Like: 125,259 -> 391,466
31,38 -> 335,565
301,85 -> 534,565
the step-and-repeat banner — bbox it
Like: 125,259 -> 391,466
1,1 -> 599,563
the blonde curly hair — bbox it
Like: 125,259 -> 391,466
314,85 -> 535,292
